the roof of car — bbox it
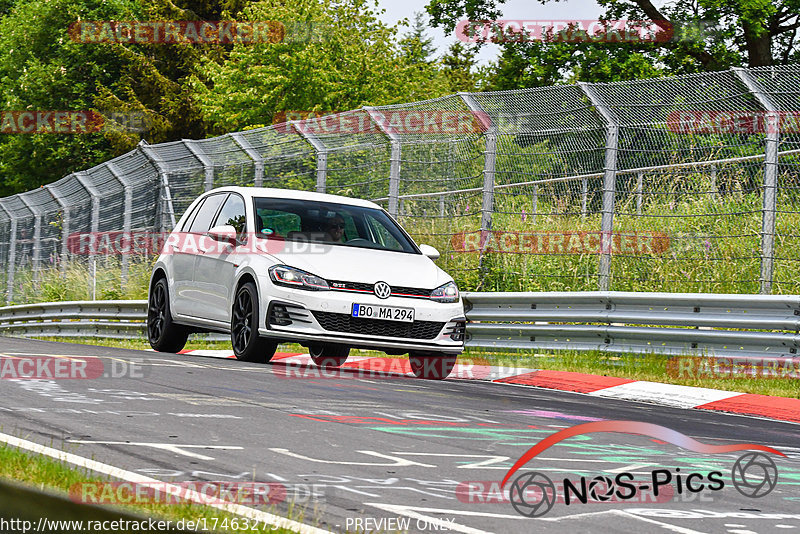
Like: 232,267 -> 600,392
208,186 -> 383,209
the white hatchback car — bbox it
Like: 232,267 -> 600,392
147,187 -> 465,379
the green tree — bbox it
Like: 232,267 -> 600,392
426,0 -> 800,88
400,11 -> 438,63
192,0 -> 450,133
441,41 -> 481,91
0,0 -> 141,196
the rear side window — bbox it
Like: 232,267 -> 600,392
214,194 -> 247,239
187,194 -> 226,234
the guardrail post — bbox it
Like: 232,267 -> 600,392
17,195 -> 41,287
138,142 -> 177,232
74,172 -> 101,300
0,201 -> 15,303
734,68 -> 779,294
364,108 -> 401,215
580,82 -> 619,291
229,132 -> 265,187
184,140 -> 214,192
290,121 -> 328,193
106,162 -> 133,286
44,184 -> 70,277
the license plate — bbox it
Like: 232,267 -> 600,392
352,303 -> 414,323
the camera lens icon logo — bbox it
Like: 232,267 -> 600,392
732,452 -> 778,498
509,472 -> 557,518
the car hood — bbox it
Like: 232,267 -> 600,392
268,245 -> 448,287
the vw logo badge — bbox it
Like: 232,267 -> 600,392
373,281 -> 391,299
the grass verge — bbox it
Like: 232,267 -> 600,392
0,442 -> 317,533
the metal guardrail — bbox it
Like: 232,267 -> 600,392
0,300 -> 148,338
462,292 -> 800,358
2,293 -> 800,358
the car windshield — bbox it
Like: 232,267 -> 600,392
253,197 -> 419,254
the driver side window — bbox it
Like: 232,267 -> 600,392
213,194 -> 248,241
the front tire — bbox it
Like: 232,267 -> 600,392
309,344 -> 350,367
231,282 -> 277,363
409,353 -> 456,380
147,277 -> 189,353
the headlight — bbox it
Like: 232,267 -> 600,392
269,265 -> 329,291
430,281 -> 459,303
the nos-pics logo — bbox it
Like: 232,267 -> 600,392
501,421 -> 783,518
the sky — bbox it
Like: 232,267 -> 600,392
375,0 -> 605,64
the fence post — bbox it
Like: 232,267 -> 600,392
106,162 -> 133,286
185,140 -> 214,192
229,132 -> 265,187
44,184 -> 69,277
459,93 -> 496,286
0,201 -> 15,303
579,82 -> 619,292
138,143 -> 177,232
74,172 -> 101,300
17,195 -> 41,287
581,177 -> 588,218
734,68 -> 779,294
710,165 -> 717,195
636,172 -> 644,215
291,121 -> 328,193
364,108 -> 401,216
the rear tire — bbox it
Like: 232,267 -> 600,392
147,277 -> 189,353
309,344 -> 350,367
231,282 -> 277,363
409,353 -> 456,380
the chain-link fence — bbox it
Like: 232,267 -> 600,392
2,65 -> 800,304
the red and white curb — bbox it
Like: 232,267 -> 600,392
177,349 -> 800,425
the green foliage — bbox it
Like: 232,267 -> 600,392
400,12 -> 438,64
191,0 -> 451,133
426,0 -> 800,88
0,0 -> 141,196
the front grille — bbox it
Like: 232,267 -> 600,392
312,311 -> 445,340
327,280 -> 432,299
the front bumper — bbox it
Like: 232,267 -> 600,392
257,284 -> 465,354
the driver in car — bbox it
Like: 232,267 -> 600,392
323,215 -> 346,242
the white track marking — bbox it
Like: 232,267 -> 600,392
269,448 -> 436,467
615,510 -> 709,533
589,381 -> 743,409
0,431 -> 333,534
67,440 -> 243,461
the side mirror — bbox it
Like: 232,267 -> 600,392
419,244 -> 440,260
207,225 -> 238,245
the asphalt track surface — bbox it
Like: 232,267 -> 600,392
1,336 -> 799,534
